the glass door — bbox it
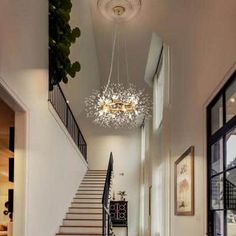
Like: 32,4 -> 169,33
207,70 -> 236,236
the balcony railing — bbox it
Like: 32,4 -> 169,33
48,84 -> 87,161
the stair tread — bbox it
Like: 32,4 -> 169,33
72,202 -> 101,203
61,226 -> 102,228
74,197 -> 102,198
76,193 -> 102,195
57,234 -> 102,235
69,206 -> 102,210
67,212 -> 102,215
63,218 -> 102,221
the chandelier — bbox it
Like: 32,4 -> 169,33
85,0 -> 151,128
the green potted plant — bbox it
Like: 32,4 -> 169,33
49,0 -> 81,90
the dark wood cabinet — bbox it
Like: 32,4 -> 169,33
110,201 -> 128,227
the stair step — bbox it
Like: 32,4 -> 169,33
79,186 -> 104,191
68,207 -> 102,214
56,233 -> 102,236
66,213 -> 102,220
79,185 -> 104,188
59,226 -> 102,234
83,177 -> 106,180
86,172 -> 106,174
71,203 -> 102,208
75,194 -> 102,198
75,195 -> 102,198
80,186 -> 104,189
82,181 -> 105,184
86,174 -> 106,176
73,198 -> 102,203
77,190 -> 103,194
83,176 -> 106,179
81,182 -> 104,185
72,198 -> 102,204
63,219 -> 102,227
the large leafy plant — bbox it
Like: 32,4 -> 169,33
49,0 -> 81,90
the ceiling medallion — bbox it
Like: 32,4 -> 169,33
97,0 -> 142,22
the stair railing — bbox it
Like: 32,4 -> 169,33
102,152 -> 114,236
48,84 -> 87,160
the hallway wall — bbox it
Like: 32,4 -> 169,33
82,123 -> 141,236
0,1 -> 88,236
141,46 -> 171,236
149,1 -> 236,235
61,0 -> 101,118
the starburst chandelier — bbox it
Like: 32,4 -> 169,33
85,0 -> 151,128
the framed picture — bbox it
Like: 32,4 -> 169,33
175,146 -> 194,216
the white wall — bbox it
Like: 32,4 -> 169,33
0,1 -> 88,236
61,0 -> 101,118
81,120 -> 141,236
141,46 -> 171,236
145,1 -> 236,236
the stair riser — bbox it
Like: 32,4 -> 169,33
59,226 -> 102,234
66,213 -> 102,220
57,235 -> 102,236
82,182 -> 105,185
79,185 -> 104,187
63,219 -> 102,227
79,185 -> 104,188
81,183 -> 105,186
86,172 -> 106,175
83,178 -> 106,181
75,194 -> 103,199
80,187 -> 104,191
77,190 -> 103,195
73,198 -> 102,203
84,177 -> 106,180
71,203 -> 102,208
69,208 -> 102,213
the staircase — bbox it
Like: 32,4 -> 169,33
56,170 -> 107,236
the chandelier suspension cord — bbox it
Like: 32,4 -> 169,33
117,27 -> 120,83
124,35 -> 131,86
104,24 -> 118,94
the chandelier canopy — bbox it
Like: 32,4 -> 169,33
85,0 -> 151,128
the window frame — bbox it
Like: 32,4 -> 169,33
207,70 -> 236,236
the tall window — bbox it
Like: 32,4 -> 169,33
153,53 -> 164,131
207,70 -> 236,236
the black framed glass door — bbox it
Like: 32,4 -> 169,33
207,70 -> 236,236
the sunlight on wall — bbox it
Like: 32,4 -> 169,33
139,126 -> 145,235
153,58 -> 165,131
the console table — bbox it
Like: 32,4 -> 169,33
110,201 -> 128,235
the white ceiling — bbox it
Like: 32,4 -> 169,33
61,0 -> 163,131
58,0 -> 163,136
89,0 -> 161,89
